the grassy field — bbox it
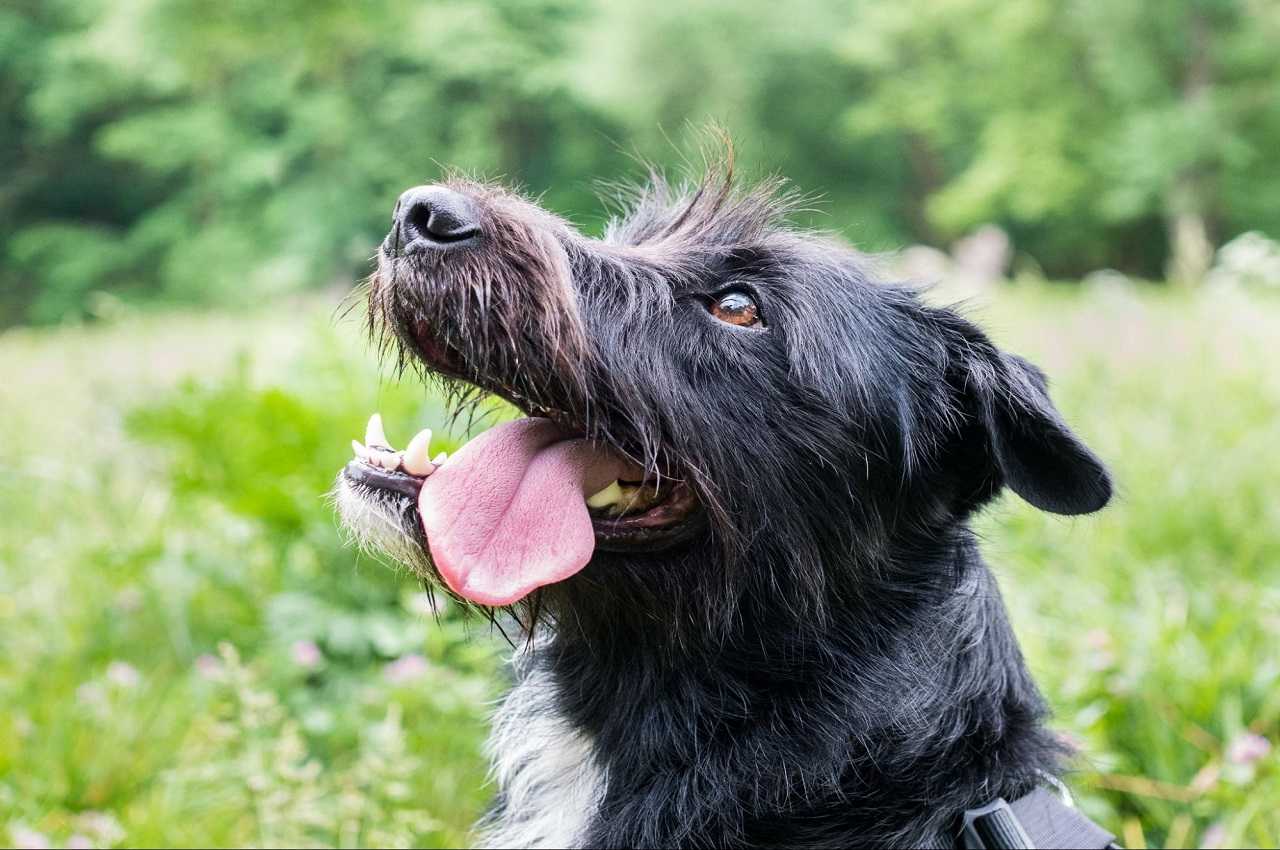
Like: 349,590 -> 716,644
1,284 -> 1277,848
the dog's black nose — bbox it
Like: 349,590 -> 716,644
393,186 -> 481,249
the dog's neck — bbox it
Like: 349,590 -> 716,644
511,529 -> 1062,848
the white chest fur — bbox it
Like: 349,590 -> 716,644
475,666 -> 606,849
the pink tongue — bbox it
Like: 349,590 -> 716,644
419,418 -> 632,606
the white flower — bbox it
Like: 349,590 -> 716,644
291,640 -> 323,669
383,654 -> 429,684
105,661 -> 142,689
8,825 -> 51,850
194,653 -> 223,679
1226,731 -> 1271,765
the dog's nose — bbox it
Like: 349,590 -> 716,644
393,186 -> 481,249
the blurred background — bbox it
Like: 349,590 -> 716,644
1,0 -> 1278,847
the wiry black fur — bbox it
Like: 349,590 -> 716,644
357,156 -> 1112,848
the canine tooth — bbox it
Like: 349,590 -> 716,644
432,451 -> 448,465
402,428 -> 434,476
586,480 -> 623,509
351,440 -> 371,460
366,413 -> 390,448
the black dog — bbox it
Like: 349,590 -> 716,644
335,162 -> 1114,848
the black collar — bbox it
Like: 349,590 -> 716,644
937,784 -> 1118,849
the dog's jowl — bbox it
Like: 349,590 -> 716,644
335,167 -> 1113,849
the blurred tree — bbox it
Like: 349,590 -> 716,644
1076,0 -> 1280,286
838,0 -> 1280,281
573,0 -> 915,249
1,0 -> 625,321
2,0 -> 1279,323
0,0 -> 169,324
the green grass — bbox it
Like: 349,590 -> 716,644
1,284 -> 1277,848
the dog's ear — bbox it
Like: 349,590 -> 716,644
967,349 -> 1112,515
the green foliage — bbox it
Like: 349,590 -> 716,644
0,307 -> 499,848
974,284 -> 1280,847
839,0 -> 1280,274
5,0 -> 1280,323
0,0 -> 628,323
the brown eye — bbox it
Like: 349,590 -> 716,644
709,290 -> 763,328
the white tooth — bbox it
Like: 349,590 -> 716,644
402,429 -> 434,476
586,480 -> 623,509
351,440 -> 371,460
379,451 -> 403,471
366,413 -> 390,448
432,451 -> 448,465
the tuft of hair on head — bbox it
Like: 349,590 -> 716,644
600,128 -> 806,250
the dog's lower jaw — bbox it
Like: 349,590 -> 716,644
478,538 -> 1065,849
332,476 -> 433,579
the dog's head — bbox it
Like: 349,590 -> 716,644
336,167 -> 1110,630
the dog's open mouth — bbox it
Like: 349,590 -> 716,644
342,412 -> 700,606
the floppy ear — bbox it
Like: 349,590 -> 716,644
971,352 -> 1112,515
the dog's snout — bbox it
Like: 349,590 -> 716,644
394,186 -> 481,249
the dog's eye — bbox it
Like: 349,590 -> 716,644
709,290 -> 763,328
